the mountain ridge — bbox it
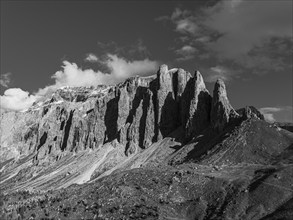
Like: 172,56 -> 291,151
1,65 -> 293,220
0,65 -> 241,164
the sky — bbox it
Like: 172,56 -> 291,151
0,0 -> 292,122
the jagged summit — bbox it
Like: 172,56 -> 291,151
1,64 -> 293,220
0,65 -> 254,163
0,66 -> 265,184
211,78 -> 239,131
214,79 -> 227,96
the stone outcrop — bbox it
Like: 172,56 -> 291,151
1,65 -> 244,164
210,79 -> 238,132
156,65 -> 193,140
237,106 -> 265,120
183,71 -> 212,138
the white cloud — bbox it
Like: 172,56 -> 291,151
167,8 -> 199,36
52,61 -> 114,87
262,113 -> 276,123
0,88 -> 37,111
175,19 -> 198,35
52,56 -> 159,87
259,107 -> 283,113
204,66 -> 238,83
1,53 -> 159,112
84,53 -> 98,63
105,54 -> 159,79
259,107 -> 282,123
48,55 -> 159,88
0,72 -> 12,88
175,45 -> 197,61
259,106 -> 293,123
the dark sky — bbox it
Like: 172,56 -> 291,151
1,0 -> 292,122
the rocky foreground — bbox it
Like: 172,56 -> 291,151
1,65 -> 293,220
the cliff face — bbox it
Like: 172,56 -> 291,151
3,62 -> 293,220
2,65 -> 293,220
2,65 -> 236,165
210,79 -> 238,132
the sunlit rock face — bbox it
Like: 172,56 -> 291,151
0,65 -> 241,164
183,71 -> 212,139
2,65 -> 293,220
0,64 -> 251,193
210,79 -> 239,132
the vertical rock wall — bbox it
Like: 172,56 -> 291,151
210,79 -> 239,132
0,65 -> 239,163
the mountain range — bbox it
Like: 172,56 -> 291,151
1,65 -> 293,220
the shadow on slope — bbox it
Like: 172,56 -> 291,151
170,118 -> 293,166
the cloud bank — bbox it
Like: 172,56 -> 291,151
1,54 -> 159,111
0,88 -> 37,111
53,61 -> 113,87
106,54 -> 158,79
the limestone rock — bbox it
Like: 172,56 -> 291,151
0,65 -> 243,165
174,68 -> 192,99
210,79 -> 238,132
237,106 -> 265,120
156,65 -> 174,139
182,71 -> 212,138
156,66 -> 194,140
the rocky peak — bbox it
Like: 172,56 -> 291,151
1,65 -> 247,164
156,65 -> 176,139
213,79 -> 227,98
211,79 -> 238,131
173,68 -> 192,99
155,66 -> 211,140
194,70 -> 206,91
158,64 -> 169,75
237,106 -> 265,120
183,70 -> 212,138
157,64 -> 172,91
